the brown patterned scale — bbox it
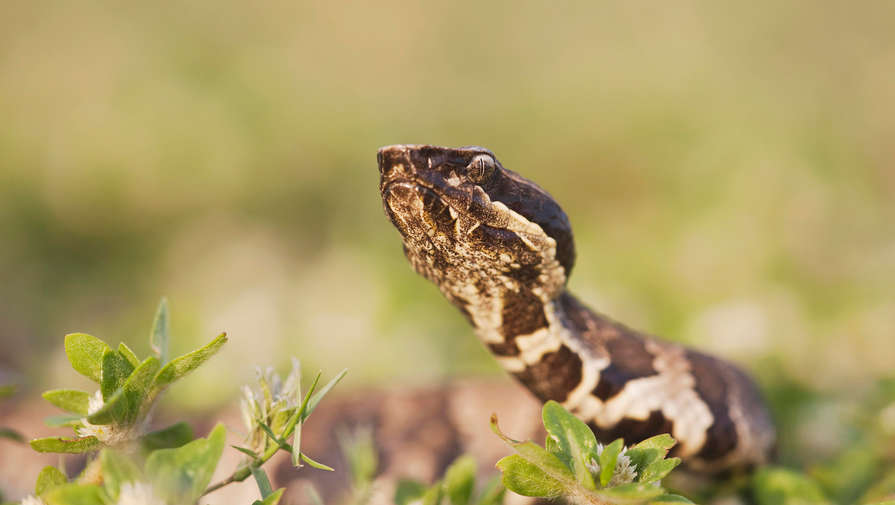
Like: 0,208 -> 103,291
378,144 -> 775,471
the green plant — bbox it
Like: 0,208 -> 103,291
1,384 -> 25,504
491,400 -> 691,504
1,384 -> 24,447
19,299 -> 346,505
394,456 -> 505,505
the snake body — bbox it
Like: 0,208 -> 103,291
377,144 -> 775,470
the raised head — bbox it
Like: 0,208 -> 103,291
378,144 -> 575,313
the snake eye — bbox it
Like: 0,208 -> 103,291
466,155 -> 497,183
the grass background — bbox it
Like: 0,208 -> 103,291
1,0 -> 893,477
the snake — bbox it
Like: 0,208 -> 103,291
377,144 -> 775,471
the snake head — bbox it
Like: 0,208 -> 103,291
378,144 -> 575,303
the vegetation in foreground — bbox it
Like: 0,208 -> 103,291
4,300 -> 345,505
3,301 -> 894,505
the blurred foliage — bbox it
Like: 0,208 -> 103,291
0,385 -> 24,444
395,456 -> 505,505
0,1 -> 894,500
491,401 -> 688,504
17,301 -> 342,505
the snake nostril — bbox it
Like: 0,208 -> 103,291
378,145 -> 413,177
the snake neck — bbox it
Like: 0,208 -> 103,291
465,288 -> 605,403
463,285 -> 775,467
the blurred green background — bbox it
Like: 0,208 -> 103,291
1,0 -> 893,466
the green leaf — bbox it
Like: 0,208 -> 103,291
491,414 -> 576,485
258,421 -> 286,449
151,332 -> 227,393
813,442 -> 879,504
290,360 -> 303,467
630,434 -> 676,453
639,458 -> 680,484
251,465 -> 274,498
41,484 -> 106,505
44,414 -> 84,428
627,447 -> 663,477
443,455 -> 476,505
101,350 -> 135,401
339,427 -> 378,489
650,494 -> 695,503
253,488 -> 285,505
117,343 -> 140,367
597,482 -> 665,502
301,368 -> 347,421
599,439 -> 624,487
88,356 -> 160,426
150,297 -> 169,363
421,484 -> 443,505
540,400 -> 597,489
395,480 -> 427,505
477,477 -> 506,505
0,384 -> 15,398
64,333 -> 110,383
860,469 -> 895,505
545,433 -> 561,457
140,422 -> 194,452
30,436 -> 101,454
232,445 -> 260,459
42,389 -> 90,415
301,451 -> 334,471
626,434 -> 677,481
753,467 -> 831,505
146,423 -> 226,505
0,427 -> 24,442
35,466 -> 68,495
496,454 -> 565,498
290,371 -> 320,466
100,450 -> 141,500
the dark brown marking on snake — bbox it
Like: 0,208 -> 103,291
513,345 -> 583,403
505,263 -> 542,285
686,350 -> 738,460
489,287 -> 550,357
592,336 -> 659,401
588,411 -> 675,447
488,341 -> 520,357
502,289 -> 549,338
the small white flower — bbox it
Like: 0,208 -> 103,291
20,495 -> 45,505
610,449 -> 637,486
588,443 -> 638,487
75,391 -> 133,444
87,390 -> 104,415
116,482 -> 164,505
240,358 -> 302,453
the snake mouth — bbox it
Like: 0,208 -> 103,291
378,147 -> 499,231
381,178 -> 457,239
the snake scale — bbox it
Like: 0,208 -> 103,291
377,144 -> 775,471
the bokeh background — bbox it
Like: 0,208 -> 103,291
1,0 -> 894,500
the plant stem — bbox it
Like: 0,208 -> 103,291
202,440 -> 281,496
